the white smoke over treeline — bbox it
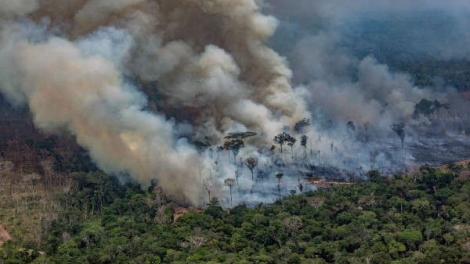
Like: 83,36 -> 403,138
0,0 -> 469,206
262,0 -> 470,173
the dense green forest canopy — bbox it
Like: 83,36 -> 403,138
2,163 -> 470,263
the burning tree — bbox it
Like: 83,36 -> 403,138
224,178 -> 236,206
245,157 -> 258,181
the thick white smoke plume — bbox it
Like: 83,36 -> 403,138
0,0 -> 469,207
0,0 -> 309,206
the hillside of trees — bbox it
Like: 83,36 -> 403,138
2,163 -> 470,263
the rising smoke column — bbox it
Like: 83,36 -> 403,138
30,0 -> 308,140
0,0 -> 310,205
0,25 -> 206,204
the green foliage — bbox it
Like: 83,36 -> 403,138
224,132 -> 257,140
205,197 -> 224,219
398,229 -> 423,250
413,99 -> 448,118
4,167 -> 470,263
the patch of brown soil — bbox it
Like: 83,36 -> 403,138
173,207 -> 190,222
173,207 -> 203,222
0,223 -> 12,245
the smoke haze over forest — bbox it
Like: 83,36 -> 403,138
0,0 -> 469,206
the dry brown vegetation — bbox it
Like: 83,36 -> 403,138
0,105 -> 81,246
0,170 -> 64,245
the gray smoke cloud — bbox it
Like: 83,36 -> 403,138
0,0 -> 311,206
261,0 -> 470,173
0,0 -> 39,19
266,0 -> 470,61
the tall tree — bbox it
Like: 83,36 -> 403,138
300,135 -> 308,148
223,139 -> 244,163
273,132 -> 288,153
300,135 -> 308,159
298,179 -> 304,193
363,122 -> 370,143
391,123 -> 406,171
245,157 -> 258,181
205,197 -> 224,218
286,136 -> 297,159
390,123 -> 406,148
204,181 -> 212,203
224,178 -> 235,206
274,132 -> 296,160
276,173 -> 283,197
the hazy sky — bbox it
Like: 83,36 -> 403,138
264,0 -> 470,62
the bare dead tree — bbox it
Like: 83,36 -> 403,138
245,157 -> 258,181
276,173 -> 283,197
390,123 -> 406,148
391,123 -> 406,171
298,179 -> 304,193
224,178 -> 235,206
273,133 -> 288,153
203,180 -> 212,203
286,136 -> 297,160
300,135 -> 308,159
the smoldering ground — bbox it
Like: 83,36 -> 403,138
0,0 -> 469,207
